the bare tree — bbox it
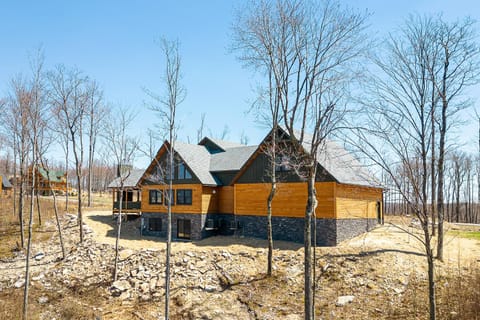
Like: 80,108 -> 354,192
23,49 -> 46,320
145,37 -> 185,320
431,17 -> 480,261
348,15 -> 445,320
196,112 -> 206,143
48,65 -> 89,243
2,77 -> 32,248
103,106 -> 138,281
86,81 -> 105,207
233,1 -> 368,317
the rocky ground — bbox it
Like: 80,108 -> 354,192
0,212 -> 479,319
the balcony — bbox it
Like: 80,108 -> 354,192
113,201 -> 141,211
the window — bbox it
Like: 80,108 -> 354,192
148,218 -> 162,231
176,189 -> 192,205
275,155 -> 291,172
149,189 -> 163,204
177,163 -> 192,180
177,219 -> 191,239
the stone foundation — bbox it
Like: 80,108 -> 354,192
141,212 -> 378,246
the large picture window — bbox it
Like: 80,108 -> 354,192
176,189 -> 192,205
177,163 -> 192,180
149,189 -> 163,204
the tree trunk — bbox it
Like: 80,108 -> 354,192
267,176 -> 276,277
165,146 -> 174,319
35,192 -> 42,226
266,128 -> 277,277
71,134 -> 83,243
113,185 -> 123,281
430,98 -> 436,236
51,186 -> 65,259
424,227 -> 436,320
65,144 -> 69,212
23,151 -> 36,320
18,156 -> 25,248
13,145 -> 17,218
305,171 -> 316,320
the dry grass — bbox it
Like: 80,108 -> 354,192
0,192 -> 111,259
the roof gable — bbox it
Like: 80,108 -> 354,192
108,169 -> 145,189
231,127 -> 380,188
139,141 -> 218,186
198,137 -> 245,153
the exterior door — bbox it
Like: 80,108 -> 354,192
177,219 -> 191,239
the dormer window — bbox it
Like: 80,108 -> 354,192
275,155 -> 291,172
177,163 -> 192,179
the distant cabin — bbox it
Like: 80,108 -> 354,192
0,175 -> 13,196
26,167 -> 70,195
130,127 -> 383,246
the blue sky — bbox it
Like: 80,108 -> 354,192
1,1 -> 479,167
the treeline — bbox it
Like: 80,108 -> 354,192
384,150 -> 480,224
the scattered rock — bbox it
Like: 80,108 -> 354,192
112,280 -> 131,292
38,296 -> 49,304
336,295 -> 355,306
367,282 -> 378,290
14,279 -> 25,288
34,252 -> 45,261
393,287 -> 404,294
119,249 -> 134,261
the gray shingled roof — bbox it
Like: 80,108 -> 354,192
210,145 -> 258,172
108,169 -> 145,189
204,138 -> 245,151
174,141 -> 218,185
284,128 -> 380,188
316,140 -> 379,187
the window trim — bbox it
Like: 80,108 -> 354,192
177,163 -> 192,180
176,189 -> 192,205
149,189 -> 163,205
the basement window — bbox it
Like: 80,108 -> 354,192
148,218 -> 162,231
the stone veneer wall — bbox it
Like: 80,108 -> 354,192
232,215 -> 338,246
141,212 -> 237,240
141,212 -> 206,241
141,212 -> 378,245
335,218 -> 378,244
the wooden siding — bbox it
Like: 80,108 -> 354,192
335,184 -> 382,219
201,186 -> 218,213
335,184 -> 382,201
234,182 -> 336,218
141,184 -> 203,214
218,186 -> 234,213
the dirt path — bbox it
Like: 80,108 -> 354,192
84,210 -> 480,264
83,210 -> 302,253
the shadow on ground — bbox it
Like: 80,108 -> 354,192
86,213 -> 303,251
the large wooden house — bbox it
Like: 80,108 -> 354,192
137,128 -> 383,246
